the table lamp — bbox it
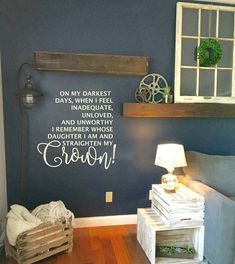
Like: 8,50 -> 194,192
154,143 -> 187,192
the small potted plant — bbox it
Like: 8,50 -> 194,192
163,86 -> 173,103
156,245 -> 195,259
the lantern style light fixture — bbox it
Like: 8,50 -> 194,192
154,143 -> 187,192
17,62 -> 42,108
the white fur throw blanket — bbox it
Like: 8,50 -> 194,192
6,204 -> 42,246
6,201 -> 74,246
32,200 -> 74,225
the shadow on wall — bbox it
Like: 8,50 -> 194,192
124,120 -> 157,170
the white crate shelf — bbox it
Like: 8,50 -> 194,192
137,208 -> 204,264
151,184 -> 205,226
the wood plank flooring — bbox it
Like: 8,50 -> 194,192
0,225 -> 149,264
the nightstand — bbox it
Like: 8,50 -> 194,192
151,183 -> 205,226
137,184 -> 205,264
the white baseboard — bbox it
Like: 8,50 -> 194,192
74,214 -> 137,228
195,0 -> 235,4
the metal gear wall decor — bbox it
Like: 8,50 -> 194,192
135,73 -> 169,103
135,86 -> 151,103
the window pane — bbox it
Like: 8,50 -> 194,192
182,8 -> 198,36
217,70 -> 232,96
217,40 -> 233,68
181,39 -> 198,66
219,11 -> 234,38
181,69 -> 197,96
201,10 -> 217,38
199,69 -> 214,96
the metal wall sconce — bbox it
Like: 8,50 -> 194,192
17,62 -> 42,108
17,62 -> 43,203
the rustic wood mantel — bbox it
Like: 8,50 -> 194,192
34,51 -> 148,75
123,103 -> 235,118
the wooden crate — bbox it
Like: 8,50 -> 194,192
5,217 -> 73,264
137,208 -> 204,264
151,184 -> 205,225
156,228 -> 198,259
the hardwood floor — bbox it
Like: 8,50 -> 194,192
0,225 -> 150,264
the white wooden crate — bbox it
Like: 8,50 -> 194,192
5,217 -> 73,264
137,208 -> 204,264
152,184 -> 205,225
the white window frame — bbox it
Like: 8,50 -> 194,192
0,53 -> 7,222
174,2 -> 235,103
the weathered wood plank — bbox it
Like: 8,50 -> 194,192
17,224 -> 63,242
20,237 -> 72,260
17,229 -> 73,250
22,244 -> 72,264
123,103 -> 235,117
5,217 -> 73,264
34,51 -> 149,75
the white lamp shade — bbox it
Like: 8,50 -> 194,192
154,143 -> 187,172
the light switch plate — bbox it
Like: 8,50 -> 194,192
149,190 -> 152,200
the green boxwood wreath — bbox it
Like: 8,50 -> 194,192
196,38 -> 223,67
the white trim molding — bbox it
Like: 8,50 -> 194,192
0,53 -> 7,222
74,214 -> 137,228
195,0 -> 235,4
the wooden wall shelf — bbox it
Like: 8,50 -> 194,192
123,103 -> 235,118
34,51 -> 148,76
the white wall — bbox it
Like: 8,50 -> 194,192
0,54 -> 7,221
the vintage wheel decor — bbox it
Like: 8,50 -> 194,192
135,73 -> 169,103
197,38 -> 222,67
135,86 -> 151,103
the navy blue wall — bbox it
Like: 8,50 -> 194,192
1,0 -> 235,217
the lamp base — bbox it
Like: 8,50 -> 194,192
161,173 -> 178,192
